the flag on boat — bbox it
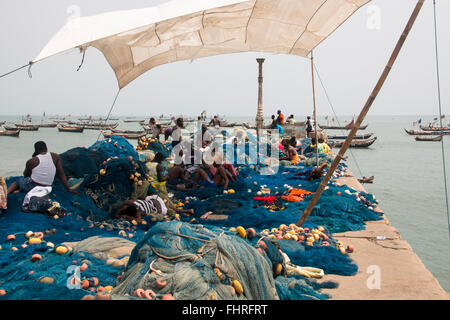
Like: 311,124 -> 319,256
345,119 -> 355,130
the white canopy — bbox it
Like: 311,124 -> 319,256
35,0 -> 371,88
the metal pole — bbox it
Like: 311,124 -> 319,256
311,51 -> 319,168
297,0 -> 425,226
256,58 -> 265,139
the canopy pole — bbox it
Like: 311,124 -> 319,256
256,58 -> 265,139
310,51 -> 319,168
297,0 -> 425,227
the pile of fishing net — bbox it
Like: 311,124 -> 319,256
108,221 -> 336,300
176,164 -> 382,234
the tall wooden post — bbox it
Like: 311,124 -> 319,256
311,51 -> 319,168
297,0 -> 425,227
256,58 -> 265,139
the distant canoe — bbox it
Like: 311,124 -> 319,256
404,128 -> 450,136
111,128 -> 146,134
327,132 -> 374,140
415,135 -> 442,142
8,124 -> 39,131
83,123 -> 119,130
39,123 -> 58,128
0,129 -> 20,137
330,137 -> 377,148
102,131 -> 146,139
419,125 -> 450,132
319,124 -> 368,130
57,125 -> 84,133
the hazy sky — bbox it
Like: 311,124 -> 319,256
0,0 -> 448,117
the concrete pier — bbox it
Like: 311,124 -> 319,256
321,173 -> 450,299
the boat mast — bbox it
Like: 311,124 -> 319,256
311,50 -> 319,168
297,0 -> 425,226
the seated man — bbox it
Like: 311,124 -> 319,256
7,141 -> 76,195
167,164 -> 194,191
317,138 -> 330,155
279,139 -> 300,165
192,164 -> 229,189
295,162 -> 328,181
147,152 -> 167,182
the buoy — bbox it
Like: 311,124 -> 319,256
155,278 -> 167,289
55,246 -> 69,255
0,289 -> 6,296
143,289 -> 155,300
274,263 -> 283,276
227,189 -> 235,194
236,226 -> 246,238
81,279 -> 90,290
232,280 -> 244,295
80,263 -> 88,271
81,295 -> 95,300
90,277 -> 99,287
6,234 -> 15,242
28,237 -> 42,245
162,294 -> 176,300
11,247 -> 18,251
246,228 -> 256,239
25,231 -> 34,239
346,245 -> 354,253
134,288 -> 145,298
31,254 -> 42,262
39,277 -> 55,284
104,285 -> 113,292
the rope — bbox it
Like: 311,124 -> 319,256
96,89 -> 121,141
432,0 -> 450,239
313,63 -> 365,178
0,61 -> 33,79
76,51 -> 86,72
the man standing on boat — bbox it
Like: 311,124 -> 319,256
276,110 -> 285,125
306,116 -> 313,138
7,141 -> 77,195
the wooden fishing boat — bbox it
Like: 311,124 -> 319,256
419,125 -> 450,132
358,176 -> 374,184
38,123 -> 58,128
0,121 -> 5,126
83,122 -> 119,130
9,124 -> 39,131
329,137 -> 377,148
0,129 -> 20,137
319,124 -> 368,130
415,135 -> 442,142
327,132 -> 374,140
111,128 -> 146,134
57,125 -> 84,133
404,128 -> 450,135
102,131 -> 146,139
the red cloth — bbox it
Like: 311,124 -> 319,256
253,196 -> 278,203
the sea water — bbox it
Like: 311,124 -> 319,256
1,114 -> 449,293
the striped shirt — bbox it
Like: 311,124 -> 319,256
134,195 -> 167,215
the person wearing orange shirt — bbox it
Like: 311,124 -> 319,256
276,110 -> 285,125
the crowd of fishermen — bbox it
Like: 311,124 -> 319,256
0,111 -> 332,224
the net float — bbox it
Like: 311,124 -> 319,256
81,279 -> 90,290
143,289 -> 155,300
236,226 -> 246,238
134,288 -> 145,298
39,276 -> 55,284
81,295 -> 95,300
0,290 -> 6,296
104,286 -> 114,292
31,254 -> 42,262
346,245 -> 355,253
232,280 -> 244,295
99,169 -> 106,175
80,263 -> 88,271
246,228 -> 256,239
6,234 -> 15,241
28,237 -> 42,245
155,278 -> 167,289
55,246 -> 69,255
34,232 -> 44,239
25,231 -> 34,239
162,294 -> 175,300
274,263 -> 283,276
